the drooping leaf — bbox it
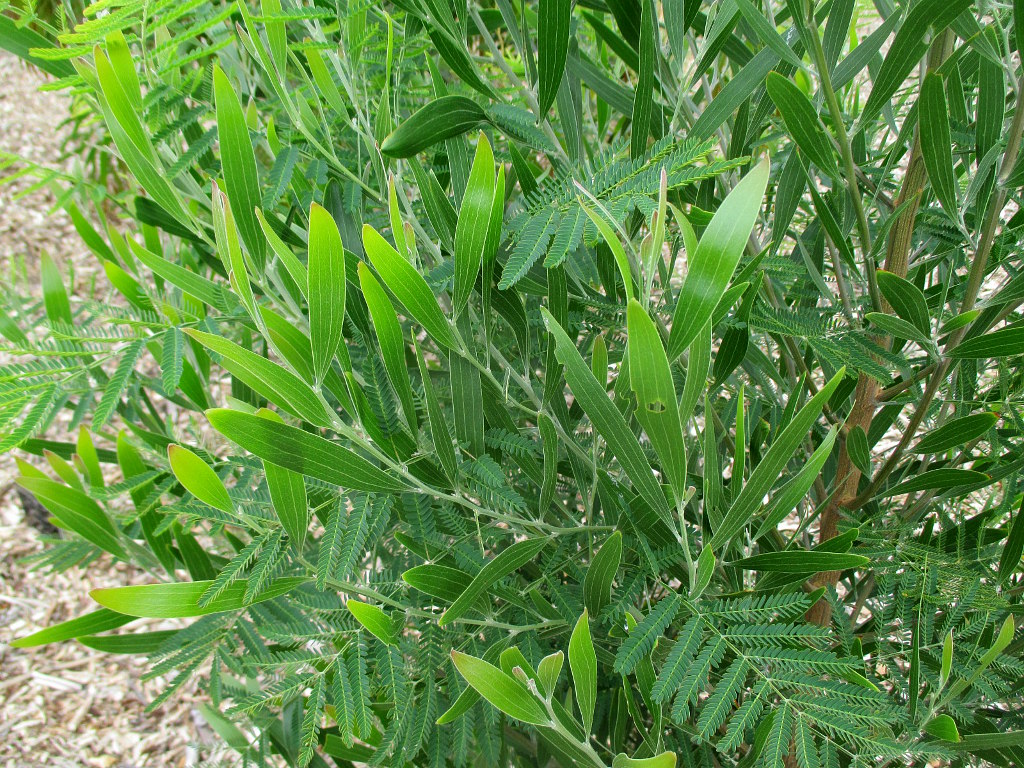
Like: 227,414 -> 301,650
381,96 -> 489,157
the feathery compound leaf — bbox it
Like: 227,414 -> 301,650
299,673 -> 327,766
652,616 -> 702,703
308,203 -> 347,385
161,327 -> 183,395
93,339 -> 144,428
695,657 -> 748,739
614,593 -> 682,674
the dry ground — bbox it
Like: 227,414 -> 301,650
0,50 -> 231,768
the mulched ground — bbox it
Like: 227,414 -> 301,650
0,50 -> 233,768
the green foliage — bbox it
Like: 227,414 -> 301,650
3,0 -> 1024,766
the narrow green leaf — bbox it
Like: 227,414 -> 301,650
440,537 -> 549,627
454,133 -> 495,315
578,198 -> 634,301
569,610 -> 597,734
766,73 -> 838,177
168,444 -> 233,513
919,73 -> 958,220
184,329 -> 331,427
541,307 -> 673,531
866,312 -> 932,346
627,299 -> 687,500
40,251 -> 72,325
78,630 -> 178,654
883,468 -> 989,496
214,65 -> 264,268
346,600 -> 398,646
403,564 -> 474,603
91,577 -> 306,618
1000,496 -> 1024,585
712,368 -> 845,549
668,159 -> 770,359
17,477 -> 127,559
730,550 -> 869,573
258,409 -> 309,550
630,0 -> 655,158
949,326 -> 1024,359
11,609 -> 134,648
206,408 -> 406,492
924,715 -> 961,742
381,96 -> 489,158
363,225 -> 457,349
537,651 -> 564,698
877,270 -> 931,336
584,530 -> 622,616
538,0 -> 571,116
308,202 -> 346,384
912,412 -> 998,453
359,262 -> 418,432
611,752 -> 677,768
413,339 -> 458,484
450,651 -> 549,725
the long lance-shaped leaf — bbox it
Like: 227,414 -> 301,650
206,409 -> 407,492
541,307 -> 674,530
668,159 -> 769,360
538,0 -> 571,116
381,96 -> 489,157
258,409 -> 309,551
440,537 -> 549,627
919,73 -> 958,221
450,651 -> 549,725
454,133 -> 495,316
308,202 -> 346,385
627,299 -> 686,501
90,578 -> 307,618
362,224 -> 457,349
214,65 -> 265,268
359,262 -> 419,433
710,368 -> 846,549
765,73 -> 838,177
184,329 -> 332,428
